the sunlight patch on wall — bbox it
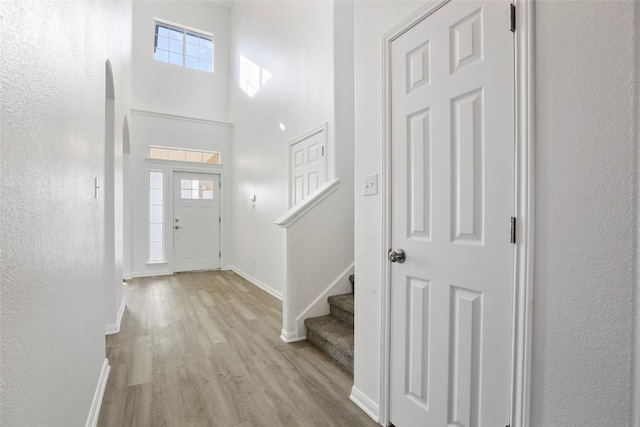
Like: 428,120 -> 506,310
239,55 -> 272,98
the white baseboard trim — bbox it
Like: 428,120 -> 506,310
85,359 -> 110,427
227,266 -> 283,300
105,295 -> 126,335
280,328 -> 306,343
350,385 -> 380,423
294,263 -> 353,338
129,270 -> 173,279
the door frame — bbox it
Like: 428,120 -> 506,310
169,167 -> 225,272
378,1 -> 535,426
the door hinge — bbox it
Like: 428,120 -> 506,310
510,217 -> 516,244
322,146 -> 325,156
219,181 -> 221,188
219,217 -> 221,223
219,251 -> 222,258
510,3 -> 516,32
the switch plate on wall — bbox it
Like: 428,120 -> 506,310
363,174 -> 378,196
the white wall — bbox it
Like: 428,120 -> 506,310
128,1 -> 232,278
229,0 -> 336,295
132,0 -> 230,121
0,0 -> 133,425
531,2 -> 637,425
353,1 -> 638,425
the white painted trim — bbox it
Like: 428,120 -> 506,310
378,1 -> 533,426
145,158 -> 225,169
228,266 -> 283,300
129,270 -> 173,279
287,124 -> 326,149
349,385 -> 380,423
105,293 -> 126,335
280,329 -> 306,343
154,17 -> 214,38
131,108 -> 233,128
274,178 -> 340,227
85,359 -> 110,427
511,1 -> 535,426
291,263 -> 354,340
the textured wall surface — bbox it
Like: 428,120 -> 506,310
532,2 -> 636,426
0,1 -> 132,425
228,1 -> 336,295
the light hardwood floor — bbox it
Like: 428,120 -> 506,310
98,271 -> 378,427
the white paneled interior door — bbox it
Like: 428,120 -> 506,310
173,172 -> 220,272
289,127 -> 326,207
389,1 -> 515,426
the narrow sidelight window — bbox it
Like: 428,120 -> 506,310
149,171 -> 164,262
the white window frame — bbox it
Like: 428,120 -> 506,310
148,145 -> 221,165
153,19 -> 213,73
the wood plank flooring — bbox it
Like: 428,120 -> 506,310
98,271 -> 378,427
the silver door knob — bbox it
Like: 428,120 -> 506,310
388,249 -> 406,263
175,225 -> 180,229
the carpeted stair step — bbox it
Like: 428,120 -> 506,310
304,314 -> 354,373
328,293 -> 354,326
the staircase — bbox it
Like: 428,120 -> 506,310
304,292 -> 354,373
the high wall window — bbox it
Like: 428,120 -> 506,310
154,21 -> 213,72
149,171 -> 164,262
149,146 -> 220,164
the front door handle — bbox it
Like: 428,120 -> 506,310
175,225 -> 181,230
388,249 -> 406,263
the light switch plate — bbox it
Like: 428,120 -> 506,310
363,174 -> 378,196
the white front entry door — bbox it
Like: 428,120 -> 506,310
389,1 -> 515,426
173,172 -> 220,272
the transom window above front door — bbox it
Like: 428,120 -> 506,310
149,146 -> 220,165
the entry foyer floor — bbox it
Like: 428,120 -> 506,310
98,270 -> 377,427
